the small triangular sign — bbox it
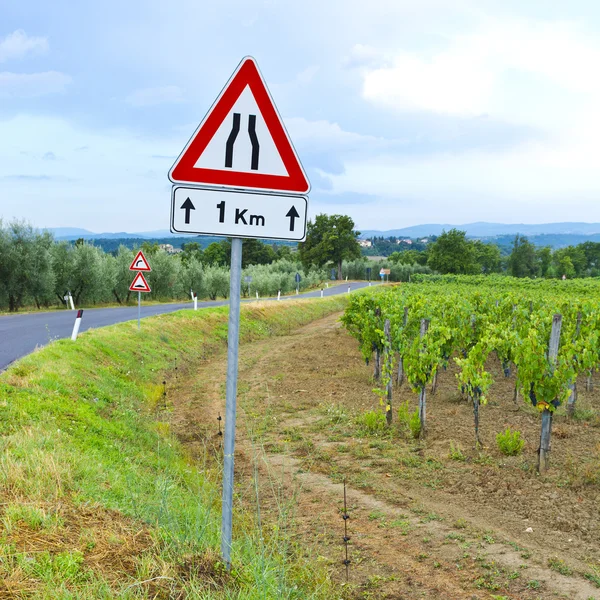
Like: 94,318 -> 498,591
169,56 -> 310,194
129,250 -> 151,272
129,272 -> 151,293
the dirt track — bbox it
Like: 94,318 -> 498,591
170,312 -> 600,599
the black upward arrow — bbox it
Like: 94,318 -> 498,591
181,197 -> 195,224
286,206 -> 300,231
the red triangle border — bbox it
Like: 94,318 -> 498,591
169,57 -> 310,194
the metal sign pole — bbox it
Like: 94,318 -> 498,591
221,236 -> 243,568
138,291 -> 141,330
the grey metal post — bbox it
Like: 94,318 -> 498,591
138,291 -> 141,331
221,237 -> 243,568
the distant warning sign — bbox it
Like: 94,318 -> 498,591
168,57 -> 310,194
129,251 -> 151,272
129,272 -> 151,293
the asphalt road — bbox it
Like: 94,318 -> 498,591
0,281 -> 377,372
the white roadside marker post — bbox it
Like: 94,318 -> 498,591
194,293 -> 198,311
277,290 -> 281,301
348,285 -> 351,294
221,237 -> 243,568
69,292 -> 75,311
321,289 -> 324,298
71,310 -> 83,341
256,291 -> 259,301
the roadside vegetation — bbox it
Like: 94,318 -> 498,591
0,296 -> 349,598
0,220 -> 330,312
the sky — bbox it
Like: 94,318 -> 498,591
1,0 -> 600,232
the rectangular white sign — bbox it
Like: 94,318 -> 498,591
170,186 -> 308,241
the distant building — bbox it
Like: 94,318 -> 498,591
359,239 -> 372,248
419,238 -> 429,244
397,238 -> 413,245
159,243 -> 182,254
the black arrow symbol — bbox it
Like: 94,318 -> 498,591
181,197 -> 195,224
286,206 -> 300,231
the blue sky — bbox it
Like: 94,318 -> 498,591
1,0 -> 600,232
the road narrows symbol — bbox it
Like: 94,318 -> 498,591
225,113 -> 240,168
224,113 -> 260,171
248,114 -> 259,170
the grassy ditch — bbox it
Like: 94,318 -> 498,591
0,297 -> 349,599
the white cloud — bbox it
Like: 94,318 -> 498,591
361,20 -> 600,118
296,65 -> 320,85
125,85 -> 184,107
0,114 -> 181,230
285,117 -> 385,147
344,44 -> 390,69
0,71 -> 72,97
0,30 -> 48,62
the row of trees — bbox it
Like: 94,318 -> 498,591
388,229 -> 600,278
0,221 -> 329,312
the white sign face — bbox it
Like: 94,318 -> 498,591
170,186 -> 308,242
194,87 -> 288,177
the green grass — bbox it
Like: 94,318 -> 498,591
0,296 -> 350,598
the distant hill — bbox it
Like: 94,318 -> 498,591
491,233 -> 600,249
47,228 -> 179,241
360,222 -> 600,239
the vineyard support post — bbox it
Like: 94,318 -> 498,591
473,390 -> 482,448
418,318 -> 430,438
538,314 -> 562,473
373,307 -> 382,381
567,311 -> 582,418
221,237 -> 243,568
384,319 -> 393,426
397,307 -> 408,386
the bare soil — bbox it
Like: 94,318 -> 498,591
170,312 -> 600,599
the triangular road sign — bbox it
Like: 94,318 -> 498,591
169,56 -> 310,194
129,272 -> 151,293
129,250 -> 151,272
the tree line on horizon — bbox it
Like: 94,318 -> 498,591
385,229 -> 600,279
2,218 -> 598,312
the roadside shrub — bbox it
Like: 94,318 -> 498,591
356,410 -> 386,435
204,265 -> 230,300
496,428 -> 525,456
398,401 -> 421,439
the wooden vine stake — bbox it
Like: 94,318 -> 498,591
373,307 -> 381,381
384,319 -> 393,426
473,390 -> 482,448
566,311 -> 581,418
396,307 -> 408,386
418,318 -> 430,439
538,314 -> 561,474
